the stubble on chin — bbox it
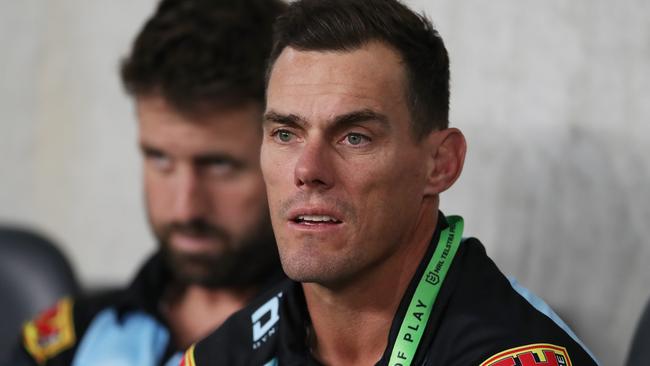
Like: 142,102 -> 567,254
157,217 -> 279,289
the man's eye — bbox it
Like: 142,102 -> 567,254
273,129 -> 295,143
145,152 -> 172,171
207,161 -> 235,175
197,157 -> 242,177
343,133 -> 370,146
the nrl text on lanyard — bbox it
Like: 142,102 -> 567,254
389,215 -> 464,366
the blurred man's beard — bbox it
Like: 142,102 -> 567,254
155,217 -> 279,289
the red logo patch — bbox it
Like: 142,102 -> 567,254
23,298 -> 76,364
480,343 -> 572,366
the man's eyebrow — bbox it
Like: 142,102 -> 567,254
139,142 -> 163,155
264,109 -> 389,130
263,111 -> 306,128
195,153 -> 245,168
332,109 -> 389,129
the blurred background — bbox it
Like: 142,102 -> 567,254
1,0 -> 648,364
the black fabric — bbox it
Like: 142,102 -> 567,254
626,297 -> 650,366
192,215 -> 598,366
113,252 -> 172,324
0,227 -> 79,363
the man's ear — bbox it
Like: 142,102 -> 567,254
423,128 -> 466,196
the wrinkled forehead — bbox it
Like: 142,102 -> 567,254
266,42 -> 409,117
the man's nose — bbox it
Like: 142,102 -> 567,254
294,139 -> 334,191
173,168 -> 207,222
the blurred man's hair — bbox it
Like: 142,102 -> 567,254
268,0 -> 449,138
122,0 -> 287,113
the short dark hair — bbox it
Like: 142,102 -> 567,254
268,0 -> 449,137
121,0 -> 287,113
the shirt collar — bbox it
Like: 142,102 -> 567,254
113,252 -> 170,322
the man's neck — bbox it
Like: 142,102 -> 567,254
161,284 -> 256,350
304,199 -> 440,366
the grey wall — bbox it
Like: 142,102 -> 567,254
0,0 -> 158,287
405,2 -> 650,365
1,1 -> 648,365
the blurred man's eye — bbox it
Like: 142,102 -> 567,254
144,149 -> 172,172
197,157 -> 243,177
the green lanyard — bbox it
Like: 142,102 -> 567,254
388,215 -> 464,366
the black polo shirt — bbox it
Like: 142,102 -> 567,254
185,215 -> 599,366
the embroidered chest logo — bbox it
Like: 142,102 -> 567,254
23,297 -> 76,364
251,292 -> 282,349
480,343 -> 572,366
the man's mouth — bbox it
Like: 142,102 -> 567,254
293,214 -> 342,225
167,230 -> 228,255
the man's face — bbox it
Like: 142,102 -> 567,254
138,96 -> 276,288
262,43 -> 433,287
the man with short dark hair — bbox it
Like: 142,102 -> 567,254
184,0 -> 599,365
10,0 -> 286,365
